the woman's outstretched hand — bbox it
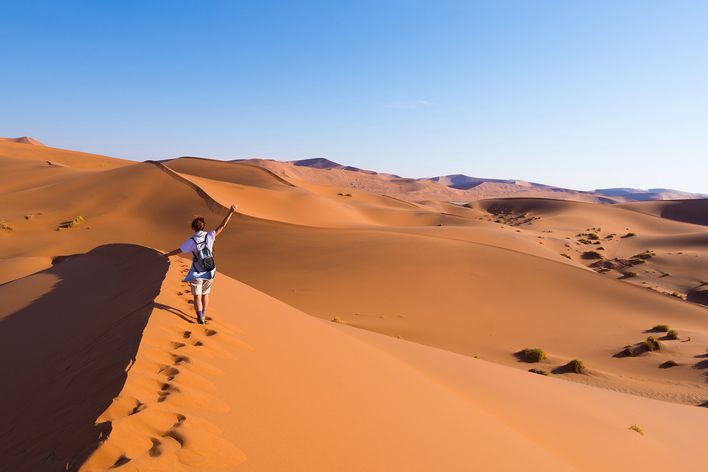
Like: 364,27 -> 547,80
230,204 -> 238,213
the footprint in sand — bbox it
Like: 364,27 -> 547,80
182,331 -> 192,339
205,329 -> 217,337
157,383 -> 181,403
194,340 -> 204,347
159,365 -> 180,381
163,428 -> 186,447
161,414 -> 188,446
111,454 -> 131,468
129,401 -> 146,416
174,413 -> 187,427
148,438 -> 162,457
160,382 -> 180,394
171,353 -> 191,365
171,341 -> 186,350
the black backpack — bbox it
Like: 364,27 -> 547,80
191,234 -> 216,272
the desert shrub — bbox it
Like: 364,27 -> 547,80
660,360 -> 679,368
69,216 -> 85,227
665,329 -> 679,340
651,324 -> 670,332
632,250 -> 655,260
0,221 -> 12,231
629,424 -> 644,436
581,251 -> 603,260
58,216 -> 85,230
520,348 -> 546,362
528,368 -> 549,376
619,271 -> 637,279
621,232 -> 636,238
643,336 -> 662,352
566,359 -> 586,374
622,345 -> 638,357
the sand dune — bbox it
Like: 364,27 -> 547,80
0,136 -> 45,145
81,259 -> 708,471
0,245 -> 167,471
617,199 -> 708,226
1,142 -> 707,471
0,139 -> 130,170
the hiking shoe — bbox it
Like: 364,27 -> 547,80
196,316 -> 205,325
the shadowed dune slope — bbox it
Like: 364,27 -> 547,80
616,199 -> 708,226
0,244 -> 167,472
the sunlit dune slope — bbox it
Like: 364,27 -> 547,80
0,139 -> 130,170
81,260 -> 708,471
164,157 -> 471,227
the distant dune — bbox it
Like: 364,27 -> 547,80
616,199 -> 708,226
0,138 -> 130,170
1,139 -> 707,471
597,187 -> 708,201
0,136 -> 45,146
243,157 -> 706,203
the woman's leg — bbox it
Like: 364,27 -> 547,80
202,293 -> 210,316
193,294 -> 203,315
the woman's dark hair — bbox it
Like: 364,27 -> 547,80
191,216 -> 206,232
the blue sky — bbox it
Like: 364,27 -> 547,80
2,0 -> 707,192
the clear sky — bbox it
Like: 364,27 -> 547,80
2,0 -> 707,192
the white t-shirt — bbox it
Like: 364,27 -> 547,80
180,230 -> 217,281
179,230 -> 216,254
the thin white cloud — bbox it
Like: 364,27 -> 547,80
383,99 -> 433,109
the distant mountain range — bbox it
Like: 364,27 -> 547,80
289,158 -> 707,202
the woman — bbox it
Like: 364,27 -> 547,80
164,204 -> 238,324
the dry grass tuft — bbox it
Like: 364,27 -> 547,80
643,336 -> 662,352
628,424 -> 644,436
566,359 -> 586,374
520,348 -> 546,362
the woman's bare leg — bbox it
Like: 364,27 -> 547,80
202,293 -> 210,317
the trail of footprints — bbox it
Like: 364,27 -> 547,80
109,260 -> 220,469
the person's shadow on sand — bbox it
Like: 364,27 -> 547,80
153,302 -> 195,324
0,244 -> 168,472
